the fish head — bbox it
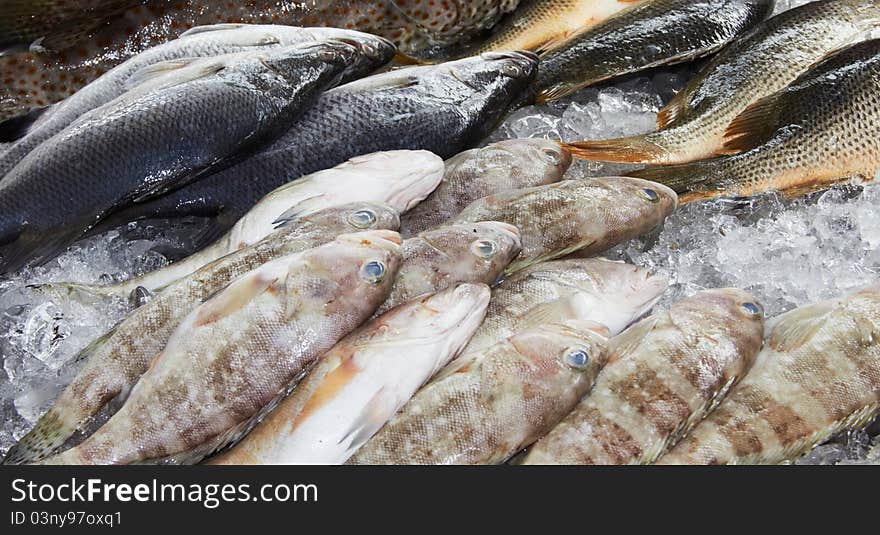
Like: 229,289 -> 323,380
326,32 -> 398,78
410,222 -> 522,286
302,230 -> 403,317
507,319 -> 610,391
262,40 -> 361,86
507,259 -> 668,336
597,176 -> 678,224
322,150 -> 445,213
482,139 -> 573,184
300,202 -> 402,234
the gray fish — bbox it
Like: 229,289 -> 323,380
0,25 -> 396,179
376,221 -> 522,316
631,38 -> 880,203
0,40 -> 377,274
659,283 -> 880,465
523,289 -> 765,465
565,0 -> 880,164
2,203 -> 400,465
92,52 -> 539,241
42,230 -> 403,465
449,177 -> 677,274
400,139 -> 571,238
535,0 -> 775,103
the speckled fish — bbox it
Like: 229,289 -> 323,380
0,0 -> 515,122
94,52 -> 538,236
565,0 -> 880,165
400,139 -> 571,238
347,258 -> 668,465
449,177 -> 677,274
535,0 -> 775,103
659,283 -> 880,465
460,0 -> 650,56
210,283 -> 491,465
0,25 -> 397,179
41,230 -> 402,465
56,150 -> 443,299
631,38 -> 880,204
376,221 -> 522,316
0,40 -> 380,274
523,288 -> 765,465
1,204 -> 400,465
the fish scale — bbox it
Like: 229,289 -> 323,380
1,203 -> 400,465
659,283 -> 880,465
632,38 -> 880,203
522,289 -> 765,465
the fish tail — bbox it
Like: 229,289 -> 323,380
628,160 -> 720,204
564,135 -> 672,165
2,407 -> 78,464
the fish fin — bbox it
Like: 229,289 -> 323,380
179,23 -> 250,37
349,75 -> 420,93
534,29 -> 583,56
193,263 -> 285,327
188,213 -> 236,252
607,317 -> 659,365
766,301 -> 836,352
393,51 -> 431,65
513,293 -> 594,333
535,82 -> 581,104
124,58 -> 225,91
656,95 -> 690,129
779,174 -> 867,200
271,194 -> 327,229
564,136 -> 670,164
720,94 -> 782,154
339,387 -> 394,452
505,240 -> 596,275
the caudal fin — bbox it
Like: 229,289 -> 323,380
565,136 -> 670,165
2,408 -> 76,464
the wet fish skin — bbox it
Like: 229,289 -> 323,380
62,150 -> 444,298
565,0 -> 880,165
210,283 -> 491,465
0,40 -> 373,274
0,25 -> 396,179
659,283 -> 880,465
450,177 -> 677,274
376,221 -> 522,316
631,38 -> 880,203
391,0 -> 520,51
462,0 -> 649,56
98,52 -> 539,234
348,259 -> 668,465
523,288 -> 765,465
41,230 -> 403,465
400,139 -> 571,238
1,203 -> 400,465
536,0 -> 775,102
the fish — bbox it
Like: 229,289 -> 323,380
53,150 -> 444,299
458,0 -> 650,56
535,0 -> 775,103
93,52 -> 539,238
40,230 -> 402,465
0,25 -> 397,179
1,203 -> 401,465
522,288 -> 765,465
564,0 -> 880,165
347,258 -> 668,464
0,0 -> 516,122
209,283 -> 491,465
0,40 -> 384,274
0,1 -> 145,53
449,177 -> 677,274
399,139 -> 571,238
630,38 -> 880,204
376,221 -> 522,316
659,283 -> 880,465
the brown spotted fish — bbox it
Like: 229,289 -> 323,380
1,203 -> 400,465
449,178 -> 677,274
347,258 -> 668,465
523,289 -> 765,465
41,230 -> 402,465
659,283 -> 880,465
400,139 -> 571,238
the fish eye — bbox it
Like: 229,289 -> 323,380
347,209 -> 378,229
741,302 -> 762,318
502,63 -> 524,78
564,348 -> 591,370
641,188 -> 660,203
360,261 -> 387,284
542,148 -> 562,164
470,239 -> 498,259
